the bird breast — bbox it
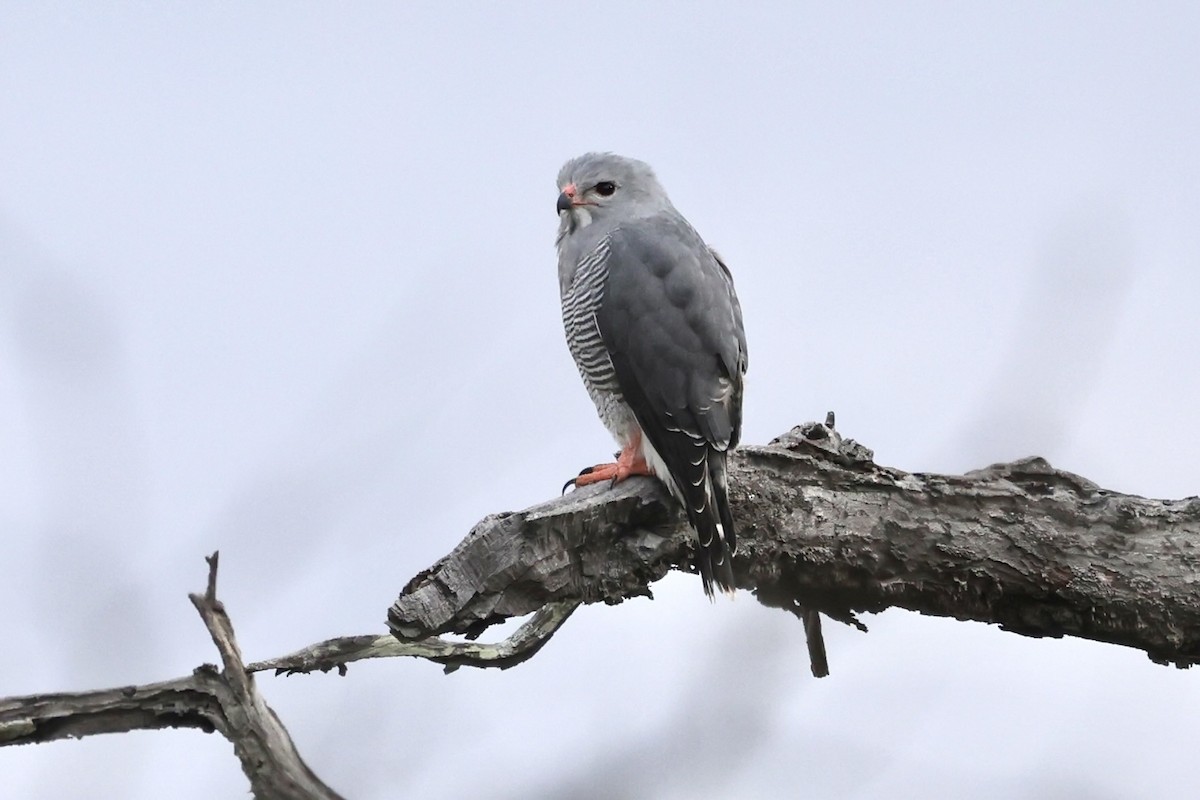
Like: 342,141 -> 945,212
560,235 -> 637,444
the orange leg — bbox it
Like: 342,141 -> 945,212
564,430 -> 654,492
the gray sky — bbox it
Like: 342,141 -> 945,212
2,5 -> 1198,799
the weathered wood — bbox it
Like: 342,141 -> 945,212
247,601 -> 581,676
0,673 -> 225,745
6,421 -> 1199,795
0,554 -> 345,800
388,422 -> 1200,668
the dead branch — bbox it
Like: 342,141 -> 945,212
387,419 -> 1200,671
6,419 -> 1198,793
1,556 -> 585,796
247,600 -> 580,676
1,554 -> 344,800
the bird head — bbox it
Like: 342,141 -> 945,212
556,153 -> 673,237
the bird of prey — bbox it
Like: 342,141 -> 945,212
555,152 -> 747,598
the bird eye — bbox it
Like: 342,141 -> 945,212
594,181 -> 617,196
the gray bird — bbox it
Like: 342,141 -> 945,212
556,152 -> 747,597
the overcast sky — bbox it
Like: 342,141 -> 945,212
2,5 -> 1198,799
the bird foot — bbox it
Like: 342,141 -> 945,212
562,448 -> 652,493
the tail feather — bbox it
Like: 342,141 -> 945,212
688,453 -> 736,598
637,426 -> 737,598
709,455 -> 737,556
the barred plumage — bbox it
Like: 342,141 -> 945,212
561,239 -> 609,371
561,235 -> 626,424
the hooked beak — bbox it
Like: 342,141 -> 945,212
556,182 -> 578,214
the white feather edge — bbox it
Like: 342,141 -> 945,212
637,430 -> 731,554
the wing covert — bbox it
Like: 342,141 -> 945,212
595,215 -> 747,457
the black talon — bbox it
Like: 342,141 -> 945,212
562,466 -> 597,495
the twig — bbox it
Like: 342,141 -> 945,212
248,600 -> 580,676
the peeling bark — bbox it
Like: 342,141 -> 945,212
388,421 -> 1200,669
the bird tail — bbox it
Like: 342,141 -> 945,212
692,453 -> 737,598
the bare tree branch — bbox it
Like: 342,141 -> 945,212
5,420 -> 1198,793
0,673 -> 224,745
387,420 -> 1200,670
1,555 -> 584,795
1,554 -> 345,800
247,600 -> 580,676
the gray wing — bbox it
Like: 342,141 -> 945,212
596,214 -> 747,595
